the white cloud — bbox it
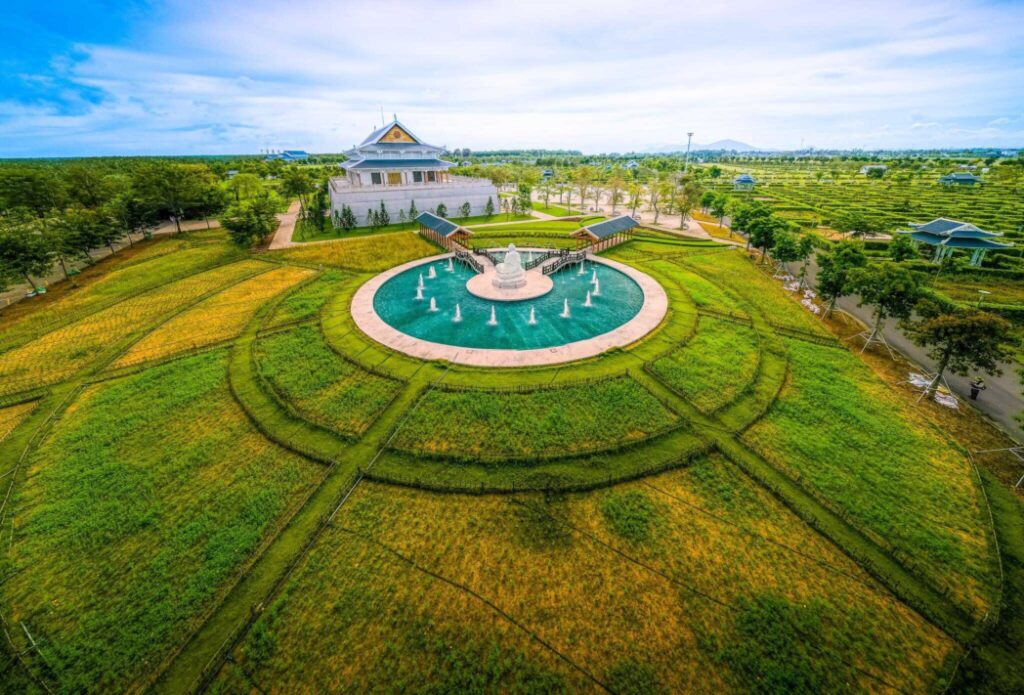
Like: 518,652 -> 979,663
2,0 -> 1024,155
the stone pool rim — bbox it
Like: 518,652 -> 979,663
350,249 -> 668,367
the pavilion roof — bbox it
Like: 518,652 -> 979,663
734,173 -> 756,183
902,218 -> 1010,249
574,215 -> 639,240
416,212 -> 471,238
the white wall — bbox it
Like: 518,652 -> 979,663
330,181 -> 499,227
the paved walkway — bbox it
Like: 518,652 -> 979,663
350,252 -> 668,367
267,200 -> 303,250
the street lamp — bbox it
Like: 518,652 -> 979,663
683,132 -> 694,174
977,289 -> 991,308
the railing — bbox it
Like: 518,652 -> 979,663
542,249 -> 588,275
472,248 -> 503,266
454,251 -> 483,274
523,249 -> 558,270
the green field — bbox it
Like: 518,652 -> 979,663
0,221 -> 1016,694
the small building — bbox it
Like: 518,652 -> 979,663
226,169 -> 239,179
625,160 -> 639,170
859,164 -> 887,175
265,150 -> 309,162
459,160 -> 472,167
901,217 -> 1011,266
733,173 -> 756,191
328,117 -> 498,227
939,172 -> 981,186
416,211 -> 472,250
571,215 -> 639,251
542,169 -> 554,179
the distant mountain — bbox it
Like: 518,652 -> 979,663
646,139 -> 761,153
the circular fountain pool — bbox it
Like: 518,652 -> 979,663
351,250 -> 668,367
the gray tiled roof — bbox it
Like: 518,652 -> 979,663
577,215 -> 639,240
416,211 -> 466,237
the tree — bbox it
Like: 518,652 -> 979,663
105,192 -> 151,248
905,304 -> 1012,397
134,163 -> 207,234
709,194 -> 729,228
281,167 -> 314,216
748,215 -> 786,263
367,208 -> 376,229
228,173 -> 261,203
816,241 -> 867,317
672,176 -> 703,230
0,167 -> 67,217
517,184 -> 533,212
377,200 -> 390,227
0,212 -> 55,289
700,190 -> 717,213
833,210 -> 880,239
221,192 -> 280,247
572,166 -> 597,215
848,263 -> 921,347
888,234 -> 916,262
627,182 -> 644,218
409,200 -> 418,221
340,204 -> 357,232
459,201 -> 471,219
708,165 -> 722,178
607,173 -> 626,213
795,235 -> 814,288
770,230 -> 801,268
435,202 -> 448,218
484,196 -> 495,218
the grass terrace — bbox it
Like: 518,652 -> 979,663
0,217 -> 1016,694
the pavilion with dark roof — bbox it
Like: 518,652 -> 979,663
939,172 -> 981,186
900,217 -> 1011,266
416,211 -> 473,250
571,215 -> 639,251
733,173 -> 756,191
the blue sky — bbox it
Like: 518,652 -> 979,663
1,0 -> 1023,157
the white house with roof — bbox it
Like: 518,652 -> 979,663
329,118 -> 498,227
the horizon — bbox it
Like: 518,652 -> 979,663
2,0 -> 1024,157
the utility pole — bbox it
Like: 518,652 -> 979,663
683,132 -> 694,173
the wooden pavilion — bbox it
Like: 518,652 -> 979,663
571,215 -> 640,251
416,211 -> 472,250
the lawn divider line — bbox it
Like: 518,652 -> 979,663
631,367 -> 976,642
157,356 -> 445,693
639,479 -> 879,589
334,524 -> 614,694
508,497 -> 912,693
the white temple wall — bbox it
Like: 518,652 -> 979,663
329,181 -> 499,227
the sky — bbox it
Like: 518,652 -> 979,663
1,0 -> 1023,157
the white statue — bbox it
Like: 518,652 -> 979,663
492,243 -> 527,289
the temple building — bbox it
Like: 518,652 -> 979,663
329,117 -> 498,227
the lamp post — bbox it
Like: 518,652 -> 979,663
683,132 -> 694,174
977,289 -> 991,308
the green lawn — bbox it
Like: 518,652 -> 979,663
1,350 -> 323,693
650,315 -> 760,412
389,376 -> 679,463
742,339 -> 999,618
255,325 -> 403,438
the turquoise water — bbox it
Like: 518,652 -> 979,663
373,258 -> 645,350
